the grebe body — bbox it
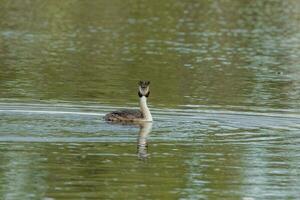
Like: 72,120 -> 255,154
104,81 -> 152,122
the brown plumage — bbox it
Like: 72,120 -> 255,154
104,109 -> 143,122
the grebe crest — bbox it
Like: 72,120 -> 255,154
104,80 -> 152,122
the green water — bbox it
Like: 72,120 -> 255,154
0,1 -> 300,199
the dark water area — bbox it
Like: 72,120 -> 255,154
0,1 -> 300,199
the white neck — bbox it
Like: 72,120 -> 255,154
139,96 -> 152,121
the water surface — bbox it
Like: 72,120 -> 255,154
0,1 -> 300,199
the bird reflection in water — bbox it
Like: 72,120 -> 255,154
105,121 -> 152,159
137,122 -> 152,160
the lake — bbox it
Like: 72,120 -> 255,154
0,1 -> 300,199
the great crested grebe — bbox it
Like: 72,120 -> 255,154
104,80 -> 153,122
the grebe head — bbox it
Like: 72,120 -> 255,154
138,80 -> 150,97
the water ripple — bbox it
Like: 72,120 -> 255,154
1,102 -> 299,143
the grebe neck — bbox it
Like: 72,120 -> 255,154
139,96 -> 152,121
